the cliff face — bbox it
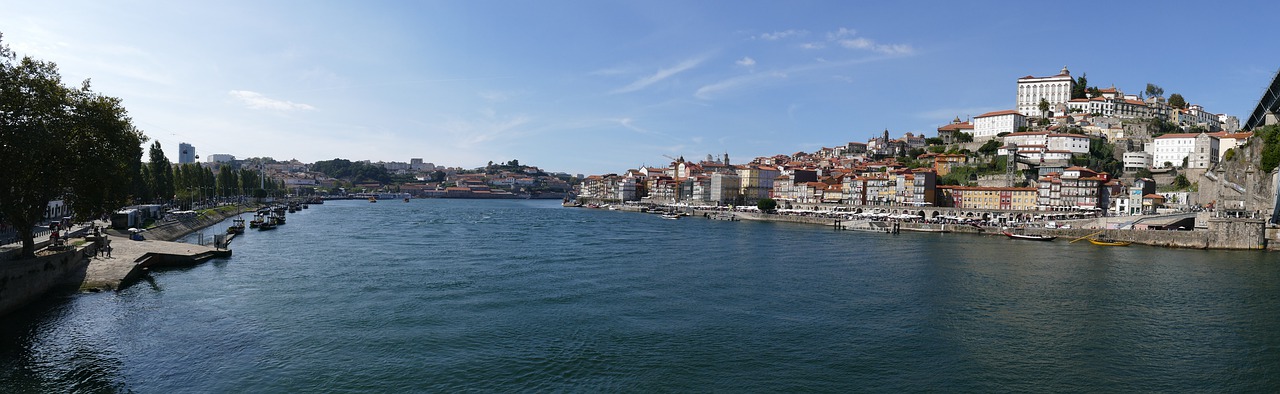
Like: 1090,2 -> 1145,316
1199,137 -> 1277,214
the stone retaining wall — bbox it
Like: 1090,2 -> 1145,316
0,247 -> 89,317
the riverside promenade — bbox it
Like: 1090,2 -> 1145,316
80,206 -> 249,291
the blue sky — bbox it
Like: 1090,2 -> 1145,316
3,1 -> 1277,175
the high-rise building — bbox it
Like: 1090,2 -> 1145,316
178,142 -> 196,164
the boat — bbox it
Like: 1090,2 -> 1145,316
1002,231 -> 1056,241
226,218 -> 246,234
258,217 -> 277,230
369,196 -> 377,203
404,198 -> 410,203
1088,238 -> 1131,246
661,213 -> 681,220
249,214 -> 264,228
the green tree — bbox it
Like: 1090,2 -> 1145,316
757,197 -> 778,212
978,139 -> 1002,156
1072,73 -> 1088,99
1258,125 -> 1280,173
955,132 -> 974,143
1134,168 -> 1153,179
1145,83 -> 1164,99
1168,93 -> 1187,109
147,141 -> 174,203
0,35 -> 146,257
1172,174 -> 1191,189
1038,98 -> 1050,116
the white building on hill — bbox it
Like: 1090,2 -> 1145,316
973,110 -> 1026,140
1016,66 -> 1076,117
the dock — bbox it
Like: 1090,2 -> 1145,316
81,234 -> 231,291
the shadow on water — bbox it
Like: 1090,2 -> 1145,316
0,292 -> 129,393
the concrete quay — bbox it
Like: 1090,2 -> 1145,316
80,234 -> 231,291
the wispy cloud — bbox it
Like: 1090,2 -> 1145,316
736,56 -> 756,67
757,29 -> 807,41
695,56 -> 887,100
696,71 -> 788,99
228,90 -> 316,111
826,27 -> 914,55
611,56 -> 706,94
443,113 -> 532,146
799,42 -> 825,50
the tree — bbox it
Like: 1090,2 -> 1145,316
757,197 -> 778,212
147,141 -> 174,203
1134,168 -> 1153,179
1168,93 -> 1187,109
1072,73 -> 1089,99
1145,83 -> 1164,99
1038,98 -> 1050,116
955,132 -> 974,143
1173,174 -> 1191,189
978,139 -> 1002,156
0,34 -> 146,258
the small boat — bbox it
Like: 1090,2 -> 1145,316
258,218 -> 277,230
369,196 -> 377,203
1088,238 -> 1131,246
227,218 -> 246,234
661,213 -> 681,220
404,198 -> 410,203
1002,231 -> 1056,241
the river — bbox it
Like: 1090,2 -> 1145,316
2,199 -> 1278,392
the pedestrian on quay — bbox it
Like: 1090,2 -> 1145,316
106,243 -> 113,258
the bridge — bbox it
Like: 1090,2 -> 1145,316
1245,68 -> 1280,131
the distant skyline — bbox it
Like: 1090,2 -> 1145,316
3,1 -> 1278,175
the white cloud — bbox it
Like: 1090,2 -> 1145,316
611,56 -> 706,94
757,29 -> 807,40
228,90 -> 316,111
800,42 -> 825,50
826,27 -> 914,55
736,56 -> 756,67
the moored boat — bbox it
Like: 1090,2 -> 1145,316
227,218 -> 246,234
1088,238 -> 1131,246
1002,231 -> 1056,241
661,213 -> 681,220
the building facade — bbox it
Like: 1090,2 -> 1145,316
1016,66 -> 1076,117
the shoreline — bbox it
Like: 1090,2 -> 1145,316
576,203 -> 1274,250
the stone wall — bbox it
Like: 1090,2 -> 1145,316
0,247 -> 90,317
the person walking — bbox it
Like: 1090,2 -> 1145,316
105,240 -> 112,258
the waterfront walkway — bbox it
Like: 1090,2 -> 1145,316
81,234 -> 228,291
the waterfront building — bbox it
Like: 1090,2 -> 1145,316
1126,178 -> 1157,215
1037,167 -> 1110,211
736,165 -> 779,203
973,110 -> 1026,140
179,142 -> 196,164
1016,66 -> 1076,118
937,186 -> 1038,210
1152,132 -> 1217,169
709,173 -> 740,204
1188,132 -> 1220,170
1211,131 -> 1254,162
998,131 -> 1091,162
1122,151 -> 1153,173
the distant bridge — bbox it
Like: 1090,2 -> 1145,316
1245,68 -> 1280,131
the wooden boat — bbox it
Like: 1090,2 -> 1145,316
369,196 -> 377,203
1088,238 -> 1131,246
227,218 -> 246,234
1002,231 -> 1056,241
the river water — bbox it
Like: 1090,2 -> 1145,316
2,199 -> 1278,392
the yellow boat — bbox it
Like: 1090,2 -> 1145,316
1088,238 -> 1131,246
